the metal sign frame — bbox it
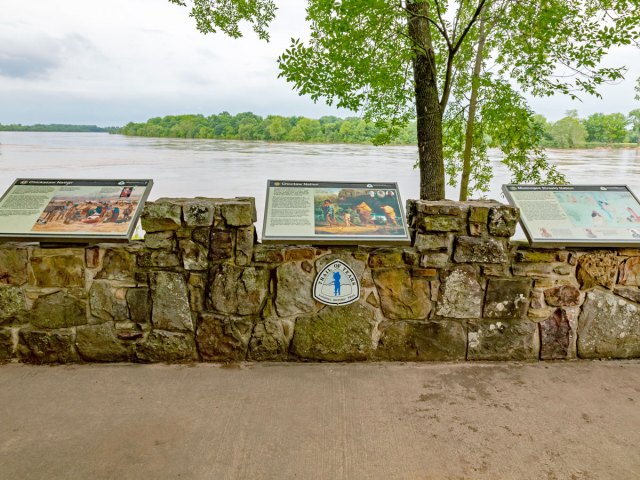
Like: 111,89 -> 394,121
262,180 -> 411,245
0,178 -> 153,243
503,184 -> 640,247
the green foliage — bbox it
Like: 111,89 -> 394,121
532,114 -> 554,146
549,110 -> 587,148
277,1 -> 414,145
168,0 -> 276,40
117,112 -> 417,144
117,108 -> 640,149
171,0 -> 640,199
629,108 -> 640,144
0,124 -> 108,132
532,109 -> 640,147
583,113 -> 629,143
482,80 -> 565,185
493,0 -> 638,100
445,77 -> 566,197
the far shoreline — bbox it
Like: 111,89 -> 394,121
2,129 -> 639,151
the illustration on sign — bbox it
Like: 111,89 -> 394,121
262,180 -> 410,245
314,187 -> 403,236
0,179 -> 153,242
313,260 -> 360,306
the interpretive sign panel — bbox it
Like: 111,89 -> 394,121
503,184 -> 640,246
0,179 -> 153,242
262,180 -> 410,244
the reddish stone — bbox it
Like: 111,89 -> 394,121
85,247 -> 100,269
411,268 -> 438,278
544,285 -> 580,307
540,308 -> 571,360
618,257 -> 640,286
210,229 -> 234,261
283,247 -> 316,262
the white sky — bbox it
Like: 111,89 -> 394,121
0,0 -> 638,126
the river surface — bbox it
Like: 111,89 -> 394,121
1,132 -> 639,238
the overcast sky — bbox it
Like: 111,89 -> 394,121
1,0 -> 638,126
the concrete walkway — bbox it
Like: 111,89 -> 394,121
1,361 -> 639,480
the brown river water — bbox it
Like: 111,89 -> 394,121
1,132 -> 639,238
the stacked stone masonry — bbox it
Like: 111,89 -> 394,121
1,197 -> 638,363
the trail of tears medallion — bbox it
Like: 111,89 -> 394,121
312,260 -> 360,306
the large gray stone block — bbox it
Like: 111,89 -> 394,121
436,265 -> 482,319
372,268 -> 431,320
136,329 -> 198,363
30,291 -> 87,329
183,200 -> 216,227
0,285 -> 26,325
220,201 -> 254,227
483,278 -> 531,319
209,264 -> 269,316
89,281 -> 129,322
453,236 -> 508,264
150,272 -> 194,332
275,262 -> 315,317
18,328 -> 79,364
76,322 -> 132,362
248,318 -> 292,361
0,248 -> 28,285
488,205 -> 519,237
291,303 -> 376,361
140,201 -> 182,232
578,289 -> 640,359
196,312 -> 255,362
468,319 -> 539,361
376,320 -> 466,361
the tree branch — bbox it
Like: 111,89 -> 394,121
433,0 -> 453,49
452,0 -> 487,55
451,0 -> 465,41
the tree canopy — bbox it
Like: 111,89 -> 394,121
171,0 -> 640,199
0,124 -> 109,133
117,112 -> 417,143
116,109 -> 640,148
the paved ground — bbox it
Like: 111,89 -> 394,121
1,361 -> 639,480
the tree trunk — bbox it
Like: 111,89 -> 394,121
407,2 -> 445,201
459,15 -> 487,201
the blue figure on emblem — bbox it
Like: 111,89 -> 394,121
333,271 -> 341,296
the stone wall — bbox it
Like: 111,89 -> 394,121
1,197 -> 639,364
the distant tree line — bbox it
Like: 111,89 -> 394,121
117,112 -> 418,144
533,109 -> 640,148
118,110 -> 640,149
0,124 -> 115,133
3,109 -> 639,150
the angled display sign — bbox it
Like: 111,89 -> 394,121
262,180 -> 411,245
0,178 -> 153,243
503,184 -> 640,247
